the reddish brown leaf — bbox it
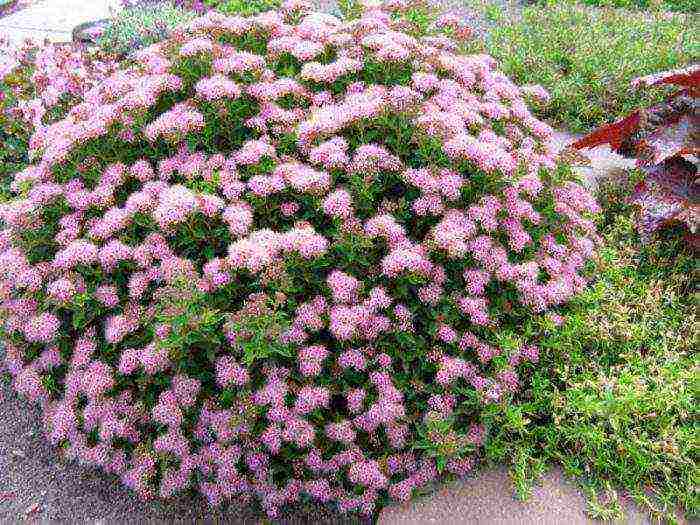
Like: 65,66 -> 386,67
571,111 -> 640,153
632,65 -> 700,90
637,114 -> 700,166
641,157 -> 700,202
631,158 -> 699,237
580,65 -> 699,245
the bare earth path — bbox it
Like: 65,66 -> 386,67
380,467 -> 656,525
2,371 -> 650,524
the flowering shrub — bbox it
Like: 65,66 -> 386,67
0,0 -> 600,517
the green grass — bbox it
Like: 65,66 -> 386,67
97,3 -> 196,57
483,173 -> 698,522
577,0 -> 699,13
468,2 -> 698,133
206,0 -> 281,16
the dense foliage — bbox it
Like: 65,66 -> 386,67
467,3 -> 696,133
576,0 -> 698,13
208,0 -> 282,17
573,65 -> 699,246
0,1 -> 600,517
0,39 -> 119,199
486,174 -> 698,522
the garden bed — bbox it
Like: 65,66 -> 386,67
0,0 -> 697,522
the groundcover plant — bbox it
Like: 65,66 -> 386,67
0,0 -> 600,517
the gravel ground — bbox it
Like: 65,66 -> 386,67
0,369 -> 656,525
380,466 -> 659,525
0,0 -> 119,44
0,374 -> 358,523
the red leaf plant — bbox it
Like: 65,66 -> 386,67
572,65 -> 699,246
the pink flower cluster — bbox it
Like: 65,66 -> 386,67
0,1 -> 601,519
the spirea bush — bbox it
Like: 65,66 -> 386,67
0,0 -> 600,517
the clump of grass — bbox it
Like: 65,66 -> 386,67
98,2 -> 196,56
205,0 -> 281,16
482,173 -> 698,522
468,2 -> 697,133
577,0 -> 698,13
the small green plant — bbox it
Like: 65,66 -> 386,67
483,3 -> 505,22
577,0 -> 699,13
223,293 -> 295,366
414,413 -> 476,473
155,280 -> 227,363
483,177 -> 698,522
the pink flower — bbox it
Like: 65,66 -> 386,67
153,185 -> 198,228
23,312 -> 60,343
81,361 -> 114,398
104,314 -> 138,344
222,201 -> 253,237
348,460 -> 388,489
144,103 -> 205,142
326,270 -> 359,304
298,345 -> 328,377
216,356 -> 249,388
294,386 -> 330,414
322,189 -> 353,219
338,348 -> 366,371
47,278 -> 76,303
195,75 -> 241,101
152,391 -> 183,427
308,136 -> 349,168
54,240 -> 98,269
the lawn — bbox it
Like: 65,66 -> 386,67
466,1 -> 698,133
